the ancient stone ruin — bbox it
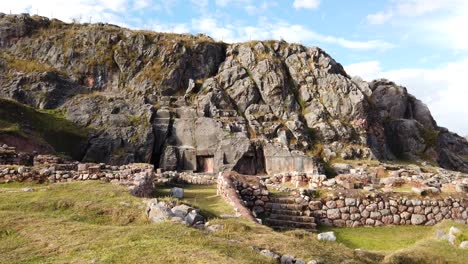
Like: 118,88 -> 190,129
0,14 -> 467,236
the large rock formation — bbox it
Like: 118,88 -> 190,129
0,13 -> 467,173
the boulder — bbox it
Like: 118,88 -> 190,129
170,187 -> 184,198
280,255 -> 296,264
259,249 -> 280,261
410,214 -> 426,225
449,226 -> 461,235
411,187 -> 427,196
317,231 -> 336,241
147,200 -> 174,223
307,260 -> 324,264
460,241 -> 468,249
184,210 -> 205,226
171,204 -> 192,218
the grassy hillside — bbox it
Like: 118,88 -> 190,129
1,182 -> 467,263
0,98 -> 88,159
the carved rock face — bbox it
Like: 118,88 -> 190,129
0,14 -> 466,172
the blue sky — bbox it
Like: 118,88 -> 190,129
2,0 -> 468,135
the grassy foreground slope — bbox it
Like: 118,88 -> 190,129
0,182 -> 467,263
0,182 -> 375,264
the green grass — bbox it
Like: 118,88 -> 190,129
391,185 -> 413,193
1,181 -> 466,263
320,221 -> 468,264
0,120 -> 21,133
155,184 -> 235,218
0,98 -> 88,159
267,188 -> 290,196
0,181 -> 268,263
0,181 -> 381,264
320,225 -> 430,252
382,221 -> 468,264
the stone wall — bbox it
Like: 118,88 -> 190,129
266,172 -> 327,190
307,195 -> 468,227
154,171 -> 217,185
217,172 -> 264,222
0,163 -> 155,197
263,143 -> 320,175
33,154 -> 63,166
0,144 -> 32,165
232,177 -> 270,217
0,145 -> 17,164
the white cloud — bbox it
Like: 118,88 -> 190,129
215,0 -> 251,7
191,0 -> 208,9
367,0 -> 456,22
133,0 -> 151,10
293,0 -> 320,10
366,0 -> 468,51
394,0 -> 453,17
244,1 -> 278,15
345,61 -> 382,80
191,18 -> 394,51
345,59 -> 468,135
192,18 -> 236,41
366,11 -> 393,25
151,22 -> 190,34
271,24 -> 394,50
0,0 -> 137,26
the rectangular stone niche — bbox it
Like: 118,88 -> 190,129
196,155 -> 214,173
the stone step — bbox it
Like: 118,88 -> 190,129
268,226 -> 317,232
270,209 -> 305,216
268,214 -> 315,222
269,197 -> 297,204
265,203 -> 306,210
264,219 -> 317,229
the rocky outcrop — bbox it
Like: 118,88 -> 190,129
0,13 -> 467,173
366,80 -> 468,172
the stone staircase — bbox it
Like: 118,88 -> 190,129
264,195 -> 317,232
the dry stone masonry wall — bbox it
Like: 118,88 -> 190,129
154,171 -> 217,185
217,172 -> 270,222
0,162 -> 155,197
307,195 -> 468,227
0,144 -> 33,166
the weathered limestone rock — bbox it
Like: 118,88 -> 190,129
317,231 -> 336,241
0,14 -> 467,174
460,241 -> 468,249
170,187 -> 184,198
171,204 -> 192,218
185,210 -> 204,226
146,200 -> 174,223
259,249 -> 280,262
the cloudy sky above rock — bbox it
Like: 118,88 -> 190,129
2,0 -> 467,135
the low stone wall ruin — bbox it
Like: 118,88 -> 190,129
0,145 -> 33,166
217,172 -> 270,222
266,172 -> 327,190
0,163 -> 155,197
154,171 -> 217,185
304,194 -> 468,227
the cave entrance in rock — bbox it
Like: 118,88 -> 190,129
196,155 -> 214,173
